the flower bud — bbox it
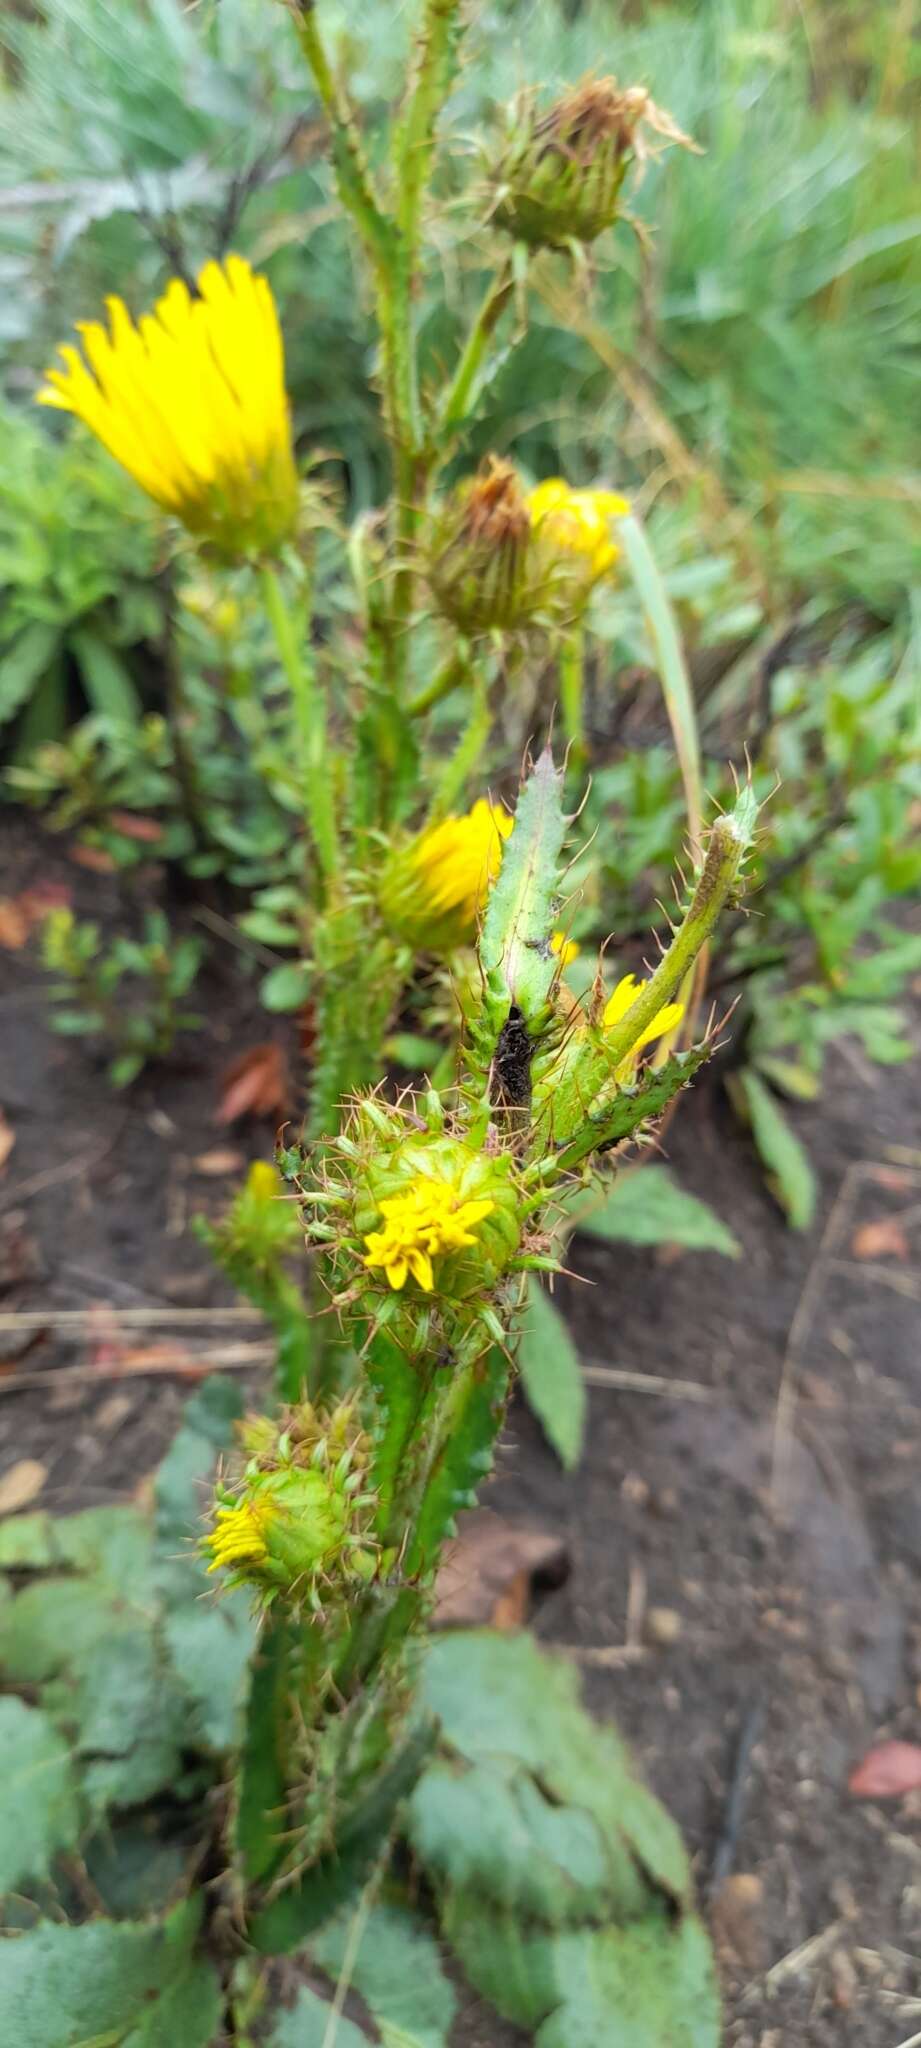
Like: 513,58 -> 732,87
203,1396 -> 378,1609
488,76 -> 694,251
427,458 -> 541,634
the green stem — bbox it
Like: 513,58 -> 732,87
261,563 -> 339,885
438,263 -> 515,435
558,624 -> 586,767
426,671 -> 491,820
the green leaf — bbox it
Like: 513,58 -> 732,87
153,1377 -> 256,1752
0,1898 -> 221,2048
518,1278 -> 586,1469
412,1633 -> 720,2047
480,747 -> 567,1023
737,1069 -> 817,1230
311,1900 -> 457,2048
70,628 -> 140,723
260,959 -> 313,1012
414,1632 -> 691,1907
620,514 -> 703,852
444,1898 -> 721,2048
265,1986 -> 369,2047
0,1697 -> 81,1895
0,621 -> 60,726
573,1165 -> 740,1256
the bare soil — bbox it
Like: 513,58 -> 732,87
1,813 -> 920,2047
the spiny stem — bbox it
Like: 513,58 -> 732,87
285,2 -> 392,270
602,796 -> 756,1072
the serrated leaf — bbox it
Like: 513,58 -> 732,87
737,1068 -> 817,1229
480,748 -> 566,1022
518,1279 -> 586,1469
414,1632 -> 691,1908
0,1898 -> 221,2048
444,1897 -> 721,2047
573,1165 -> 740,1256
0,1697 -> 81,1894
311,1900 -> 457,2048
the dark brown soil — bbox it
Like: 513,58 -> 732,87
1,812 -> 920,2047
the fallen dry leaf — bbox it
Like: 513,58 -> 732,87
434,1509 -> 569,1629
868,1165 -> 913,1193
109,811 -> 164,843
0,880 -> 71,950
0,1109 -> 15,1173
216,1042 -> 289,1125
0,1458 -> 47,1514
711,1874 -> 767,1975
192,1146 -> 245,1176
68,844 -> 116,873
851,1218 -> 910,1262
848,1740 -> 921,1799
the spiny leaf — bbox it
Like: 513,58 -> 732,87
480,747 -> 567,1025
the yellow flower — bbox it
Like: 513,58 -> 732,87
527,478 -> 630,579
205,1497 -> 273,1574
37,255 -> 298,560
603,972 -> 684,1076
363,1176 -> 496,1292
379,798 -> 513,952
551,928 -> 580,968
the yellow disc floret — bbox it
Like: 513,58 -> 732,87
37,255 -> 298,560
363,1175 -> 496,1292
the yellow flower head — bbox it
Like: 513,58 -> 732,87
527,478 -> 630,579
379,798 -> 513,953
363,1174 -> 496,1292
205,1496 -> 273,1574
551,928 -> 580,969
603,971 -> 684,1076
37,255 -> 298,560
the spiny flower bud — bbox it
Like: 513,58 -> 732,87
426,458 -> 542,634
488,76 -> 695,251
378,798 -> 513,954
203,1396 -> 379,1611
